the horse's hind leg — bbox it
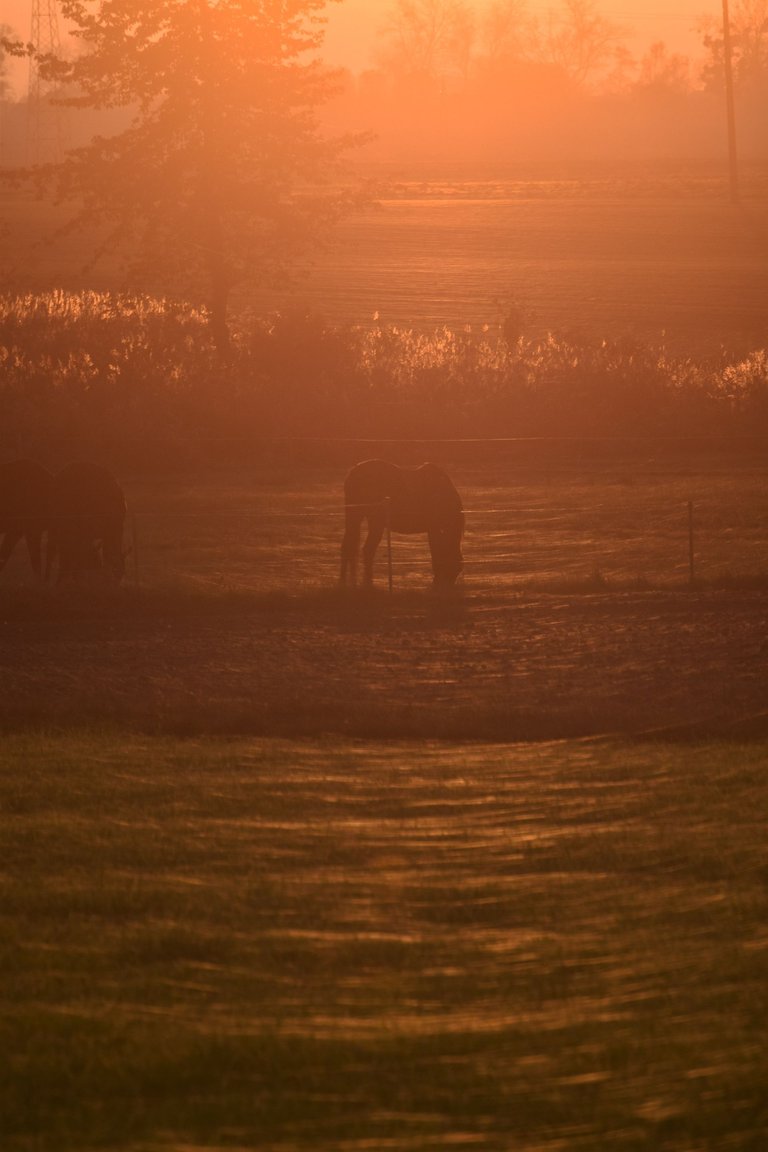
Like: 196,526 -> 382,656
362,515 -> 385,586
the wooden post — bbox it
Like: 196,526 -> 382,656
688,500 -> 695,586
385,497 -> 393,594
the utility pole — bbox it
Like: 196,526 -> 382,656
722,0 -> 739,203
27,0 -> 67,164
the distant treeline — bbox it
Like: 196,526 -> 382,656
324,68 -> 768,164
1,291 -> 767,467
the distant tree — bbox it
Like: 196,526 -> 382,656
700,0 -> 768,91
636,41 -> 692,96
479,0 -> 530,66
378,0 -> 477,85
535,0 -> 626,88
4,0 -> 358,352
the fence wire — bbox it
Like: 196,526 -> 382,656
125,487 -> 768,592
2,475 -> 767,592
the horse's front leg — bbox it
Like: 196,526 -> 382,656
362,515 -> 385,586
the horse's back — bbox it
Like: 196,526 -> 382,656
345,459 -> 462,533
344,459 -> 401,505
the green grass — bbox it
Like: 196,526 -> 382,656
2,734 -> 767,1150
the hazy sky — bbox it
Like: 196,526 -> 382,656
2,0 -> 720,94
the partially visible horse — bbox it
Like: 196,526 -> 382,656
341,460 -> 464,588
47,462 -> 127,584
0,459 -> 54,579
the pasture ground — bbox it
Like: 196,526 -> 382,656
3,464 -> 768,740
2,469 -> 768,1148
2,735 -> 766,1151
3,580 -> 768,741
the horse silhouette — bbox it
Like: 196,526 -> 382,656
0,459 -> 54,578
341,460 -> 464,588
48,462 -> 127,584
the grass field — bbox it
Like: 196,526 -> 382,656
4,163 -> 768,354
2,735 -> 767,1151
293,168 -> 768,353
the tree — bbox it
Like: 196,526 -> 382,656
378,0 -> 476,86
636,41 -> 691,96
536,0 -> 626,88
700,0 -> 768,92
480,0 -> 530,65
0,23 -> 14,102
7,1 -> 356,351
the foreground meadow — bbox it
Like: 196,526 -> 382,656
2,735 -> 766,1151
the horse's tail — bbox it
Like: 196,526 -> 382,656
340,503 -> 362,585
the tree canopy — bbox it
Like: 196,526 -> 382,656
20,0 -> 356,349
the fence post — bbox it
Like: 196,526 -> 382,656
384,497 -> 393,594
687,500 -> 695,585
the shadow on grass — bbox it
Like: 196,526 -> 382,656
0,582 -> 476,628
4,571 -> 768,622
3,575 -> 768,743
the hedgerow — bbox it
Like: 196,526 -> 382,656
1,291 -> 766,466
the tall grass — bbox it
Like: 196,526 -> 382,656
1,290 -> 767,466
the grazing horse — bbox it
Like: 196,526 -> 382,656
48,462 -> 127,584
0,459 -> 54,578
341,460 -> 464,588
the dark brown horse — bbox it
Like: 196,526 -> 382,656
0,459 -> 54,578
47,462 -> 127,584
341,460 -> 464,588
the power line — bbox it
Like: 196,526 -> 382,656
27,0 -> 68,165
